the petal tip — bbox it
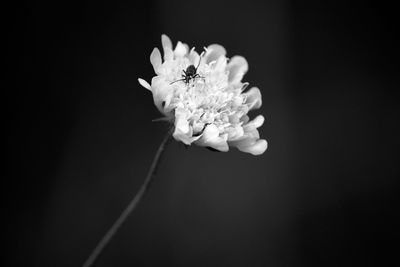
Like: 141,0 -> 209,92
240,139 -> 268,155
138,78 -> 151,90
161,34 -> 172,50
150,47 -> 162,71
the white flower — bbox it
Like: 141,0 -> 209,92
138,34 -> 267,155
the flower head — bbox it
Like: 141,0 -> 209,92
138,35 -> 267,155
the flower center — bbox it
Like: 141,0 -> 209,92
170,61 -> 247,135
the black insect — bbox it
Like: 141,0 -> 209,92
170,57 -> 205,85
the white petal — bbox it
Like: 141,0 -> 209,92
183,43 -> 190,55
241,115 -> 250,124
172,108 -> 201,145
138,78 -> 151,91
226,125 -> 244,141
161,34 -> 172,50
150,76 -> 174,114
244,87 -> 262,110
237,139 -> 268,155
251,115 -> 265,128
214,55 -> 227,72
150,48 -> 162,74
243,115 -> 265,132
161,35 -> 174,61
205,44 -> 226,64
195,124 -> 229,152
173,129 -> 201,145
164,93 -> 174,110
229,129 -> 258,146
163,47 -> 174,61
174,41 -> 187,57
227,56 -> 248,84
174,108 -> 190,134
173,126 -> 192,145
189,48 -> 200,66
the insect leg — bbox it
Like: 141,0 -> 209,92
193,74 -> 206,83
170,78 -> 186,85
195,56 -> 202,71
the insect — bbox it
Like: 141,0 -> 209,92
170,57 -> 205,85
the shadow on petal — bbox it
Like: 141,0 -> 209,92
244,87 -> 262,110
227,56 -> 248,84
194,124 -> 229,152
205,44 -> 227,64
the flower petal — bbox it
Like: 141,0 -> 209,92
183,43 -> 190,55
161,34 -> 174,61
150,76 -> 174,114
163,48 -> 174,62
172,108 -> 202,145
241,115 -> 250,124
214,55 -> 227,72
243,87 -> 262,110
205,44 -> 226,64
243,115 -> 265,132
174,108 -> 190,134
227,56 -> 248,84
174,41 -> 187,57
250,115 -> 264,128
189,48 -> 200,66
138,78 -> 151,91
226,125 -> 244,141
161,34 -> 172,50
237,139 -> 268,155
150,48 -> 162,74
173,124 -> 192,145
195,124 -> 229,152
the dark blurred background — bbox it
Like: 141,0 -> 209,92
5,0 -> 399,266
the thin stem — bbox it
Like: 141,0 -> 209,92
83,127 -> 174,267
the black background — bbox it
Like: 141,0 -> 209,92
6,0 -> 399,266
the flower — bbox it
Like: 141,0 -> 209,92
138,35 -> 267,155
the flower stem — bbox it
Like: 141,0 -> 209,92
83,127 -> 174,267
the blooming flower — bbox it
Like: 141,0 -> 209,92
138,35 -> 267,155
